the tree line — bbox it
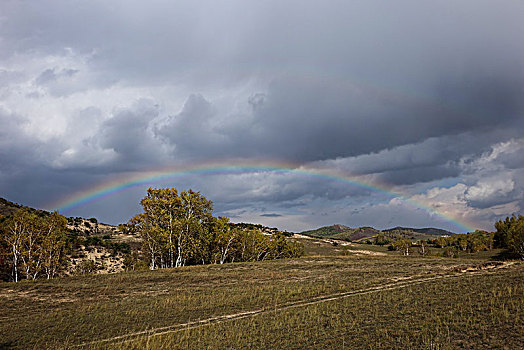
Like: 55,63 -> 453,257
371,215 -> 523,259
0,209 -> 70,282
0,188 -> 304,282
126,188 -> 303,269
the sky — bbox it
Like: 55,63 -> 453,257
1,1 -> 523,233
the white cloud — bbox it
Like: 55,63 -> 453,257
465,178 -> 515,203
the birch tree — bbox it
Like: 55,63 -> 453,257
1,209 -> 34,282
1,209 -> 69,281
40,212 -> 68,279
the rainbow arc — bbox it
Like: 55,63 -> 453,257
50,162 -> 475,233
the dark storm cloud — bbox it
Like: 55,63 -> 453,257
0,108 -> 58,171
2,1 -> 524,87
98,99 -> 161,164
191,172 -> 374,208
310,131 -> 523,185
234,74 -> 524,162
157,71 -> 524,180
260,213 -> 282,218
156,94 -> 228,160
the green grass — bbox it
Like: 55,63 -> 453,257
113,269 -> 523,349
0,256 -> 522,349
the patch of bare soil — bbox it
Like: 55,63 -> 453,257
345,249 -> 387,256
69,245 -> 126,275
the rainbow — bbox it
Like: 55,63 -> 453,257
49,161 -> 475,233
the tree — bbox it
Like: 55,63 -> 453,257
0,209 -> 69,281
129,187 -> 304,270
392,239 -> 412,256
129,188 -> 214,269
417,240 -> 429,256
494,215 -> 518,248
213,217 -> 237,264
507,218 -> 524,259
374,233 -> 388,245
177,189 -> 213,266
442,246 -> 458,258
495,215 -> 524,259
40,212 -> 69,279
434,236 -> 448,248
1,208 -> 34,282
129,213 -> 164,270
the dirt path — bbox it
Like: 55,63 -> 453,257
76,263 -> 514,348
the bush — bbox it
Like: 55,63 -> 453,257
442,247 -> 458,258
74,260 -> 99,275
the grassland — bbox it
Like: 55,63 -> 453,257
1,246 -> 522,350
111,267 -> 523,350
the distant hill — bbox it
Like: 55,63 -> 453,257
230,222 -> 292,236
383,226 -> 454,236
300,224 -> 454,242
0,197 -> 21,216
0,197 -> 49,217
300,224 -> 381,241
300,224 -> 351,237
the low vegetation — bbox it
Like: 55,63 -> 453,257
111,267 -> 523,350
0,255 -> 521,349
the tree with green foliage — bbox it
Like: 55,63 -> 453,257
495,215 -> 524,259
213,216 -> 237,264
129,187 -> 303,270
417,240 -> 429,256
177,189 -> 214,266
74,259 -> 98,275
392,239 -> 412,256
1,208 -> 33,282
494,216 -> 516,248
40,211 -> 69,279
0,209 -> 69,282
374,233 -> 388,245
129,187 -> 213,268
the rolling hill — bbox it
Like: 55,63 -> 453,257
300,224 -> 455,242
0,197 -> 48,217
383,226 -> 454,236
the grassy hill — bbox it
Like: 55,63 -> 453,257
300,224 -> 454,243
383,226 -> 454,236
300,224 -> 352,237
0,197 -> 48,217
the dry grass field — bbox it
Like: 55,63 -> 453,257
1,246 -> 522,349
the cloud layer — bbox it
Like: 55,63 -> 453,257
1,1 -> 523,232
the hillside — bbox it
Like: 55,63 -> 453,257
0,197 -> 48,217
1,199 -> 300,277
0,198 -> 141,275
300,224 -> 454,243
300,224 -> 351,237
383,226 -> 454,236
